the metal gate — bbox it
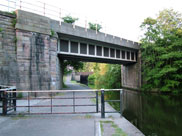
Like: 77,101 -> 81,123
0,85 -> 123,118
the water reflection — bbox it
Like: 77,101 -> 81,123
122,90 -> 182,136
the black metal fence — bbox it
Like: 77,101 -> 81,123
101,89 -> 123,118
0,85 -> 17,115
0,87 -> 123,118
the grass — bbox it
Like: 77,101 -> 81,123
100,121 -> 128,136
88,84 -> 95,89
100,121 -> 104,134
63,76 -> 67,82
85,114 -> 92,119
71,80 -> 78,84
55,92 -> 65,96
91,98 -> 96,104
11,114 -> 29,120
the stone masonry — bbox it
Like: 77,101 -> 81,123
16,30 -> 58,90
0,11 -> 18,87
0,10 -> 60,90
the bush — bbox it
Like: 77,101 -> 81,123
62,15 -> 78,24
88,22 -> 102,31
88,74 -> 95,85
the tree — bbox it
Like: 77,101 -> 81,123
140,9 -> 182,92
62,15 -> 78,24
63,60 -> 83,74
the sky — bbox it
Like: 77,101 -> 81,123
2,0 -> 182,42
39,0 -> 182,42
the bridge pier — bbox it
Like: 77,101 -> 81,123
121,51 -> 141,90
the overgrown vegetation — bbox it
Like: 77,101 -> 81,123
11,18 -> 17,27
86,63 -> 121,110
50,29 -> 55,37
0,27 -> 3,32
14,37 -> 17,43
100,121 -> 127,136
17,92 -> 23,99
87,63 -> 121,89
63,60 -> 84,74
88,22 -> 102,31
140,9 -> 182,93
62,15 -> 78,23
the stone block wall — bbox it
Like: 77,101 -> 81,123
0,10 -> 60,90
0,11 -> 18,86
16,30 -> 58,90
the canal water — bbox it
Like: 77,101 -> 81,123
122,90 -> 182,136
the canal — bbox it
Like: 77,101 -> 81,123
122,90 -> 182,136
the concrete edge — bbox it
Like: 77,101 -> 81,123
114,117 -> 145,136
95,120 -> 102,136
103,101 -> 145,136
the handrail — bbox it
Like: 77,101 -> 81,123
2,89 -> 122,93
0,87 -> 122,117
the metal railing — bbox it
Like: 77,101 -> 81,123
0,0 -> 138,41
0,85 -> 17,115
0,0 -> 106,34
0,89 -> 99,115
0,88 -> 123,118
101,89 -> 123,118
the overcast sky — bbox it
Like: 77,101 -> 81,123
3,0 -> 182,41
40,0 -> 182,42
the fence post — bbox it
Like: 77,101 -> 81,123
20,0 -> 22,9
120,89 -> 123,117
2,91 -> 7,115
13,89 -> 16,111
43,3 -> 45,16
101,89 -> 105,118
96,91 -> 98,113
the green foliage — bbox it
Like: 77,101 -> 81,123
11,11 -> 16,16
62,15 -> 78,23
86,63 -> 121,110
12,18 -> 17,27
88,74 -> 95,85
14,37 -> 17,43
88,22 -> 102,31
95,64 -> 121,89
50,29 -> 55,37
0,27 -> 3,32
140,9 -> 182,92
17,92 -> 23,99
100,121 -> 127,136
87,63 -> 121,89
63,60 -> 84,74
